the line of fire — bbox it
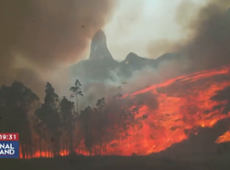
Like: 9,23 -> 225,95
0,65 -> 230,159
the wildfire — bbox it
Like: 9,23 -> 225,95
216,130 -> 230,144
20,65 -> 230,158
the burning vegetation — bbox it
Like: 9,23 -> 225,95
0,65 -> 230,159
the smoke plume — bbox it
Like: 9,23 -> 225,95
126,0 -> 228,95
181,0 -> 230,71
0,0 -> 117,97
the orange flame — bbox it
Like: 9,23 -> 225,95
20,65 -> 230,158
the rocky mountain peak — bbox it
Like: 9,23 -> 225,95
92,29 -> 106,43
125,52 -> 141,60
124,52 -> 149,64
89,29 -> 113,60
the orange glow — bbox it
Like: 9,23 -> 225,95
20,65 -> 230,158
216,131 -> 230,143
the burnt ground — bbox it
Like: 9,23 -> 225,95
1,154 -> 230,170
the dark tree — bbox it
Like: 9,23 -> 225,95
33,116 -> 46,157
70,79 -> 83,115
96,98 -> 105,109
95,98 -> 106,155
0,81 -> 39,158
59,96 -> 75,154
80,106 -> 93,154
35,82 -> 61,156
70,79 -> 84,153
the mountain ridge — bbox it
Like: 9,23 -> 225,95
70,6 -> 230,83
70,30 -> 180,82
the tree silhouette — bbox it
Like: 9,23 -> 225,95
35,82 -> 61,157
0,80 -> 140,157
80,106 -> 93,154
59,96 -> 75,154
70,79 -> 83,115
0,81 -> 39,158
96,98 -> 105,109
95,98 -> 106,155
33,116 -> 46,157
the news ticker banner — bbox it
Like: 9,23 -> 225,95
0,133 -> 19,158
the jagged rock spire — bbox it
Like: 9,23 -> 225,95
89,29 -> 113,60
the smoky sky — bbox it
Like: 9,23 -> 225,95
182,0 -> 230,70
142,0 -> 230,85
1,0 -> 230,99
0,0 -> 117,97
175,0 -> 230,72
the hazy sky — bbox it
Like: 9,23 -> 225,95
1,0 -> 229,98
104,0 -> 208,60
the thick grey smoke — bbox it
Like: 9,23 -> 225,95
145,0 -> 230,80
148,0 -> 230,73
124,0 -> 230,95
0,0 -> 117,98
180,0 -> 230,71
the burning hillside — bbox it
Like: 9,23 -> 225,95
5,64 -> 228,158
94,64 -> 230,155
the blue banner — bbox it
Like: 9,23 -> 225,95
0,141 -> 19,158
